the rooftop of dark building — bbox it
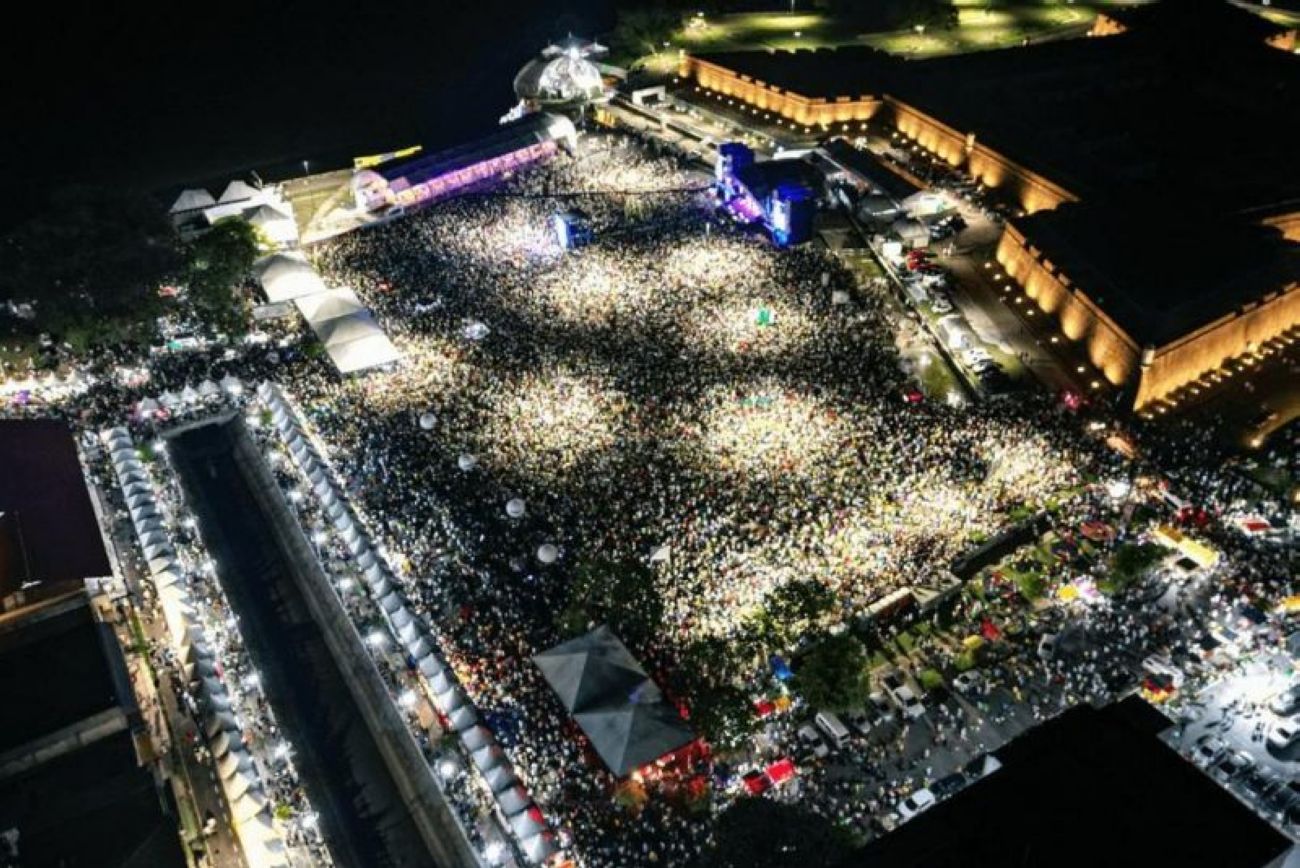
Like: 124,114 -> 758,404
0,595 -> 185,868
0,419 -> 110,600
0,730 -> 185,868
841,697 -> 1293,868
1012,202 -> 1300,347
0,595 -> 129,755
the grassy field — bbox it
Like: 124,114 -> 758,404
666,4 -> 1108,61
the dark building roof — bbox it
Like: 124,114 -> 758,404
0,596 -> 182,868
534,626 -> 694,776
0,420 -> 110,598
842,698 -> 1292,868
0,596 -> 127,755
1012,203 -> 1300,347
0,730 -> 187,868
820,138 -> 923,203
733,158 -> 823,203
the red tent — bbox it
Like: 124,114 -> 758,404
765,758 -> 796,785
980,618 -> 1002,642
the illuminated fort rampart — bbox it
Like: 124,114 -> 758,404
680,1 -> 1300,410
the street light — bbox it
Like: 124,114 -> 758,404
302,159 -> 310,177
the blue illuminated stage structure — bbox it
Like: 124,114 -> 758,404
552,208 -> 594,250
715,143 -> 820,247
351,113 -> 578,214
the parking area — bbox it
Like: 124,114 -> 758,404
728,471 -> 1299,845
1166,627 -> 1300,834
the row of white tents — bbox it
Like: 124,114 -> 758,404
170,181 -> 299,248
255,254 -> 401,375
257,383 -> 558,865
103,426 -> 291,868
135,376 -> 243,417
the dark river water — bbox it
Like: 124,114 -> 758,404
170,419 -> 434,868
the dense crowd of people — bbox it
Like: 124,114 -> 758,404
2,130 -> 1294,867
274,132 -> 1124,863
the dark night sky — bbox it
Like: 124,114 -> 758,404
0,0 -> 617,219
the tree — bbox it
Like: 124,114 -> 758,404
666,636 -> 759,752
758,580 -> 837,648
699,798 -> 852,868
556,557 -> 664,646
185,217 -> 259,336
1106,542 -> 1164,591
610,6 -> 683,61
791,633 -> 871,711
0,186 -> 181,340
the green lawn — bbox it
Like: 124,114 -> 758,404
668,5 -> 1103,62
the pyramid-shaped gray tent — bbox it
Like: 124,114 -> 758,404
534,625 -> 694,776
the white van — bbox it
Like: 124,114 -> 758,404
936,314 -> 971,351
815,711 -> 851,749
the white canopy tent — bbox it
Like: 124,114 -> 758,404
241,203 -> 299,247
284,285 -> 401,374
256,253 -> 327,303
171,188 -> 217,213
219,180 -> 261,204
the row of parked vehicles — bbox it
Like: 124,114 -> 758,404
1192,732 -> 1300,830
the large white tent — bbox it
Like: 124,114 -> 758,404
242,203 -> 300,247
219,180 -> 262,204
293,287 -> 400,374
171,188 -> 217,213
256,253 -> 328,303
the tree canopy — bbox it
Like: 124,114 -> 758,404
791,633 -> 871,711
669,636 -> 759,753
812,0 -> 956,30
698,798 -> 852,868
184,216 -> 259,336
0,186 -> 181,340
610,6 -> 683,60
755,580 -> 837,648
556,556 -> 665,646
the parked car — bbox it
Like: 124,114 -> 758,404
1192,734 -> 1226,766
797,724 -> 829,759
869,691 -> 896,724
845,708 -> 874,737
897,787 -> 936,820
1238,768 -> 1282,801
952,670 -> 982,694
1266,719 -> 1300,751
930,772 -> 967,799
815,711 -> 851,749
1141,655 -> 1184,687
895,685 -> 926,720
1212,749 -> 1254,782
1269,683 -> 1300,716
1260,780 -> 1299,820
963,753 -> 1002,780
